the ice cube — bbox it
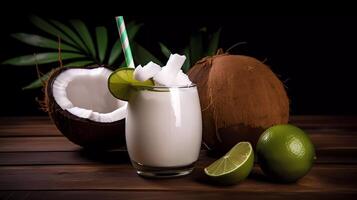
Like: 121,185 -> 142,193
166,54 -> 186,70
154,54 -> 186,86
133,65 -> 143,81
174,70 -> 192,86
133,62 -> 161,82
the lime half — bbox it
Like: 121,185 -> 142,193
204,142 -> 254,185
108,68 -> 154,101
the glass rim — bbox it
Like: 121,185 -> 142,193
144,83 -> 197,89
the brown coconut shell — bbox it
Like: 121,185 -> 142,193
45,66 -> 125,149
188,54 -> 289,154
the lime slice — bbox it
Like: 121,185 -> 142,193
108,68 -> 154,101
204,142 -> 254,185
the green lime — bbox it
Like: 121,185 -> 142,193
108,68 -> 154,101
256,124 -> 316,182
204,142 -> 254,185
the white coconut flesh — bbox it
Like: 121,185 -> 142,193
52,67 -> 127,123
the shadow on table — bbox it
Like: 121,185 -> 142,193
78,149 -> 130,164
192,166 -> 286,186
249,168 -> 273,183
249,168 -> 295,184
191,167 -> 234,187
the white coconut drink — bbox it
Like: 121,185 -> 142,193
46,66 -> 127,149
108,54 -> 202,177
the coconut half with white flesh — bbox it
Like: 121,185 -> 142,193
45,66 -> 126,149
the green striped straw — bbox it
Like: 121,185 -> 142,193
115,16 -> 135,68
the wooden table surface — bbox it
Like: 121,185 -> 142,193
0,116 -> 357,200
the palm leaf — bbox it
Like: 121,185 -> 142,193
207,28 -> 222,56
159,42 -> 171,58
108,39 -> 122,66
22,70 -> 53,90
132,41 -> 162,66
95,26 -> 108,63
189,32 -> 203,64
70,20 -> 96,58
23,60 -> 94,90
11,33 -> 80,52
2,52 -> 86,66
64,60 -> 94,67
182,47 -> 191,73
29,16 -> 76,47
120,60 -> 126,67
108,23 -> 142,66
50,20 -> 89,53
126,22 -> 143,40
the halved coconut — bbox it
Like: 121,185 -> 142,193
45,66 -> 126,149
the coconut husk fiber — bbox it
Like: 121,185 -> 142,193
188,54 -> 289,155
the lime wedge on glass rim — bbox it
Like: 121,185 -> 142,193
108,68 -> 154,101
204,142 -> 254,185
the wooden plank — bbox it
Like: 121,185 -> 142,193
1,116 -> 357,137
0,115 -> 354,126
0,125 -> 61,137
290,115 -> 357,129
0,116 -> 356,199
1,148 -> 356,166
1,129 -> 356,152
0,117 -> 60,137
309,132 -> 357,150
0,150 -> 130,166
0,117 -> 51,125
316,148 -> 357,164
0,164 -> 356,192
1,191 -> 356,200
0,137 -> 79,152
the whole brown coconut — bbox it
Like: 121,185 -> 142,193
188,53 -> 289,154
45,66 -> 126,149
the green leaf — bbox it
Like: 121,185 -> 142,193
132,41 -> 162,66
50,20 -> 89,53
159,42 -> 171,58
207,28 -> 222,56
23,60 -> 95,90
95,26 -> 108,63
182,47 -> 191,73
126,22 -> 143,41
22,70 -> 53,90
64,60 -> 94,67
108,22 -> 142,66
2,52 -> 86,66
70,19 -> 96,59
200,27 -> 208,32
120,60 -> 126,67
108,39 -> 122,66
29,16 -> 76,47
189,31 -> 203,64
11,33 -> 80,52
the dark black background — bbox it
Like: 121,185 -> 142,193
1,12 -> 356,115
